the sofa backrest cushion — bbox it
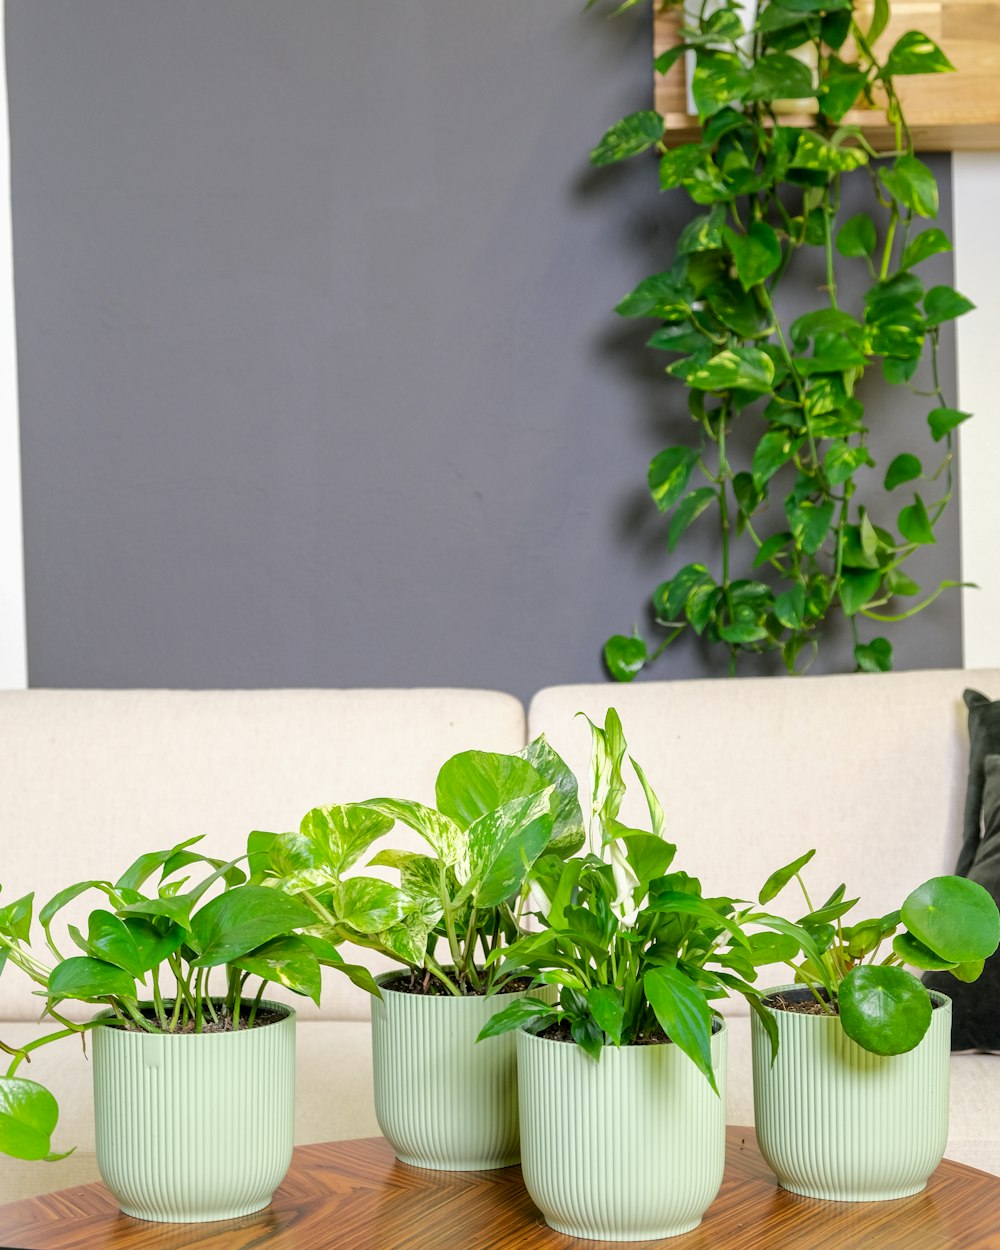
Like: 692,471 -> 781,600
529,669 -> 1000,1005
0,688 -> 525,1022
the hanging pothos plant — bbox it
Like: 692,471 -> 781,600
594,0 -> 972,679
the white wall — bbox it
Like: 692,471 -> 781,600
954,154 -> 1000,669
0,5 -> 26,690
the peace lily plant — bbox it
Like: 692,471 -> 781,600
480,709 -> 801,1085
248,738 -> 586,995
0,836 -> 365,1164
761,847 -> 1000,1053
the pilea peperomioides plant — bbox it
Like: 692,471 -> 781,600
595,0 -> 972,679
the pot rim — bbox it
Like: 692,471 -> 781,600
517,1011 -> 728,1049
90,996 -> 296,1034
758,981 -> 951,1015
373,969 -> 537,999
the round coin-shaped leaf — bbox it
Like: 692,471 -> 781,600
901,876 -> 1000,963
839,964 -> 932,1056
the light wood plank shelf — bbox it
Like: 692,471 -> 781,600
653,0 -> 1000,150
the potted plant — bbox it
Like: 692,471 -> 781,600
0,835 -> 371,1222
248,737 -> 585,1170
590,0 -> 971,680
751,848 -> 1000,1199
480,710 -> 799,1240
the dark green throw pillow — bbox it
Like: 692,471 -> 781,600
957,689 -> 1000,877
925,688 -> 1000,1052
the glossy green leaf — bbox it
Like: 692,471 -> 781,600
839,965 -> 931,1054
924,285 -> 975,326
867,0 -> 890,43
0,893 -> 33,943
840,569 -> 882,616
881,155 -> 938,217
825,442 -> 874,486
787,499 -> 835,554
605,635 -> 645,685
676,207 -> 726,256
361,798 -> 464,867
819,60 -> 868,122
747,51 -> 814,100
337,877 -> 411,935
836,212 -> 876,258
884,453 -> 922,490
854,637 -> 893,672
659,146 -> 707,191
901,876 -> 1000,962
773,584 -> 806,630
646,325 -> 708,355
790,131 -> 867,173
435,751 -> 546,832
883,30 -> 955,76
616,273 -> 689,320
47,956 -> 137,1002
898,495 -> 936,545
298,805 -> 396,876
684,347 -> 775,393
518,735 -> 587,857
950,958 -> 986,984
622,831 -> 676,891
664,564 -> 714,619
722,222 -> 782,291
892,931 -> 957,971
691,53 -> 751,119
469,787 -> 557,908
234,935 -> 323,1005
115,837 -> 204,893
686,582 -> 723,635
754,531 -> 793,568
188,886 -> 315,968
759,849 -> 816,905
643,966 -> 718,1093
590,111 -> 664,166
587,985 -> 625,1044
477,996 -> 558,1040
668,487 -> 716,552
654,44 -> 688,77
750,431 -> 801,488
648,446 -> 700,513
901,228 -> 952,269
0,1076 -> 61,1161
927,406 -> 972,441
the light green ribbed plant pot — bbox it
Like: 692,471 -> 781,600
751,985 -> 951,1201
371,974 -> 550,1171
92,1001 -> 295,1222
516,1019 -> 727,1242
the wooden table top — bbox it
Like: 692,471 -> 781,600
0,1128 -> 998,1250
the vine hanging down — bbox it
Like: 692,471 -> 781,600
596,0 -> 973,679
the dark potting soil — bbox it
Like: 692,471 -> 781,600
765,984 -> 946,1016
121,1005 -> 287,1034
381,969 -> 533,998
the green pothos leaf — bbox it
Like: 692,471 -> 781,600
590,111 -> 664,166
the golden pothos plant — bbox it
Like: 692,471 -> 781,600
594,0 -> 972,679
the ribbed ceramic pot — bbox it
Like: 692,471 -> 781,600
92,1001 -> 295,1222
751,985 -> 951,1201
371,974 -> 550,1170
516,1019 -> 727,1241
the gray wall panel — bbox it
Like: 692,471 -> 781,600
9,1 -> 961,699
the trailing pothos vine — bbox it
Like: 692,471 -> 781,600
595,0 -> 972,679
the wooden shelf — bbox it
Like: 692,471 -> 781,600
653,0 -> 1000,151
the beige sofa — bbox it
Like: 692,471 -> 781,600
2,670 -> 998,1203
